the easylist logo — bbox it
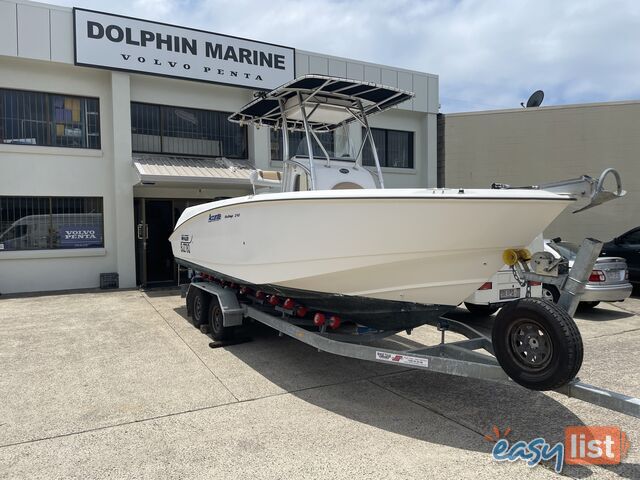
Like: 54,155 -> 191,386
74,9 -> 295,89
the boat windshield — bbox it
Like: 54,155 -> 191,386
291,130 -> 355,160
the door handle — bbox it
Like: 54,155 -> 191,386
137,224 -> 148,240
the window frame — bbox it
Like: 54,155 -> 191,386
362,127 -> 415,169
0,196 -> 105,252
269,129 -> 335,162
0,87 -> 101,149
130,101 -> 248,159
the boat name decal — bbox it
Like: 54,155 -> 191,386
375,351 -> 429,368
180,234 -> 192,253
208,213 -> 222,222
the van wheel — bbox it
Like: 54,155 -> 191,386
464,302 -> 499,316
492,298 -> 583,390
542,284 -> 560,303
209,297 -> 234,341
192,289 -> 210,326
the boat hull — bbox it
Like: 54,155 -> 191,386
170,189 -> 572,327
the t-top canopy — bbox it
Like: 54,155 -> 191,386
228,75 -> 414,132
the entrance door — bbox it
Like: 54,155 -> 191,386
135,198 -> 211,287
145,200 -> 175,285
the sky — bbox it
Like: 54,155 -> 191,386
39,0 -> 640,112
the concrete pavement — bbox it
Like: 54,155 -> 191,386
1,289 -> 639,478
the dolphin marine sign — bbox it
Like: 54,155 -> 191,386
73,8 -> 295,90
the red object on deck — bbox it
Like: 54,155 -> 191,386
283,298 -> 295,310
328,315 -> 341,330
255,290 -> 265,299
296,306 -> 308,318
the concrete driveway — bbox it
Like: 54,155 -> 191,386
1,289 -> 639,479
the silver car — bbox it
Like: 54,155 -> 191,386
543,239 -> 633,309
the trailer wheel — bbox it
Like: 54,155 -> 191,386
209,297 -> 234,341
464,302 -> 499,317
492,298 -> 583,390
192,289 -> 210,326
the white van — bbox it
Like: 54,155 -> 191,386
0,213 -> 103,250
463,235 -> 544,315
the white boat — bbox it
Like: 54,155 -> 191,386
170,75 -> 623,329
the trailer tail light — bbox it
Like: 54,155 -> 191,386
478,282 -> 492,290
528,281 -> 542,286
589,270 -> 606,282
283,298 -> 295,310
313,312 -> 326,326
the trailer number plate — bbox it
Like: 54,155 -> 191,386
376,351 -> 429,368
499,287 -> 520,300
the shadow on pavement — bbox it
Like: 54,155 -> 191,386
172,305 -> 639,478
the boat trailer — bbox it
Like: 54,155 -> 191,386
181,234 -> 640,420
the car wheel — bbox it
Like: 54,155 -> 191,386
492,298 -> 583,390
542,284 -> 560,303
579,301 -> 600,310
464,302 -> 499,316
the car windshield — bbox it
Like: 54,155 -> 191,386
548,241 -> 579,261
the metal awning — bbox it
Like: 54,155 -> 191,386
228,74 -> 414,132
133,155 -> 254,186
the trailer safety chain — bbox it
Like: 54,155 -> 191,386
511,265 -> 532,297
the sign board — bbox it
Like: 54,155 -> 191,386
73,8 -> 295,90
59,224 -> 104,248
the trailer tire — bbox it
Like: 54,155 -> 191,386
209,296 -> 234,341
191,289 -> 210,326
492,298 -> 583,391
464,302 -> 499,317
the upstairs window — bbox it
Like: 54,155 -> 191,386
0,89 -> 100,149
363,128 -> 414,169
131,103 -> 247,159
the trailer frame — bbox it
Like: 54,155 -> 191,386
182,237 -> 640,419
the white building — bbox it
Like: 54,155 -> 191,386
0,0 -> 439,294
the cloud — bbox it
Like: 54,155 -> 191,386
41,0 -> 640,111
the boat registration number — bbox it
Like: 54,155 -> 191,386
499,288 -> 521,300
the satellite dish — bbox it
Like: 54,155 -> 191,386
522,90 -> 544,108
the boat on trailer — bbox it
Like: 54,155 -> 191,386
170,75 -> 617,330
171,74 -> 629,392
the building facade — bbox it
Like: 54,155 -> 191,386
443,102 -> 639,243
0,0 -> 439,294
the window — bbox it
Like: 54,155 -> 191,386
0,197 -> 104,251
363,128 -> 414,169
131,103 -> 247,158
0,89 -> 100,148
270,129 -> 334,161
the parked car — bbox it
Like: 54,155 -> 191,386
600,227 -> 640,286
464,235 -> 543,316
543,239 -> 632,309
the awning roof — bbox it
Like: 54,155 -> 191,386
133,155 -> 253,186
228,74 -> 414,132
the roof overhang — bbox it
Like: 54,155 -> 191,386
133,155 -> 254,188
